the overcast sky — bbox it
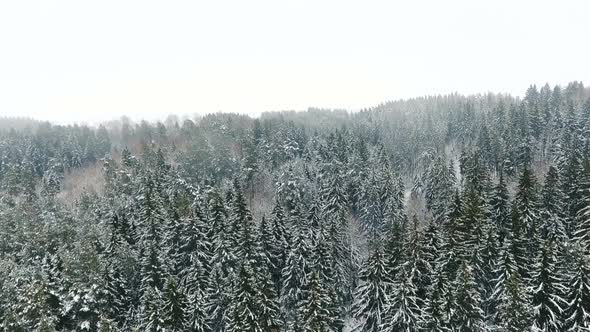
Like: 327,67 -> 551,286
0,0 -> 589,124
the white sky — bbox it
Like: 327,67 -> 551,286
0,0 -> 589,125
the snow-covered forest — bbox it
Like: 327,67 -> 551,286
1,81 -> 590,331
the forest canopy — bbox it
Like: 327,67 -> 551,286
1,81 -> 590,331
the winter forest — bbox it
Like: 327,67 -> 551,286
1,81 -> 590,332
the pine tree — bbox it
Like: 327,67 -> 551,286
421,265 -> 452,332
382,264 -> 421,332
404,216 -> 433,310
299,269 -> 335,332
514,166 -> 541,259
560,150 -> 583,238
256,260 -> 281,332
136,286 -> 164,332
383,212 -> 407,283
102,261 -> 129,327
530,239 -> 566,332
256,217 -> 281,331
540,166 -> 567,242
498,272 -> 532,331
209,189 -> 237,279
573,160 -> 590,252
205,265 -> 232,332
269,201 -> 290,295
488,233 -> 518,324
186,288 -> 210,332
353,245 -> 389,332
490,172 -> 511,247
281,239 -> 306,323
478,223 -> 499,319
227,263 -> 262,332
424,155 -> 456,223
161,277 -> 188,331
180,205 -> 213,297
563,243 -> 590,331
451,261 -> 485,332
14,278 -> 59,332
163,210 -> 183,276
438,191 -> 462,281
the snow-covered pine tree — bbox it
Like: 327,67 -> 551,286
573,160 -> 590,252
161,277 -> 188,331
353,242 -> 389,332
299,268 -> 336,332
530,239 -> 566,331
281,230 -> 307,325
256,216 -> 281,332
540,166 -> 567,242
438,191 -> 462,281
490,172 -> 511,248
424,155 -> 456,223
495,271 -> 532,331
136,285 -> 164,332
186,286 -> 210,332
404,215 -> 433,310
421,264 -> 452,332
14,278 -> 59,332
227,262 -> 262,332
208,189 -> 237,279
514,166 -> 541,262
179,204 -> 212,298
559,149 -> 584,239
381,264 -> 422,332
269,201 -> 290,295
205,264 -> 232,332
451,261 -> 486,332
563,242 -> 590,331
477,223 -> 499,319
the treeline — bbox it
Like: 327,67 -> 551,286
0,82 -> 589,331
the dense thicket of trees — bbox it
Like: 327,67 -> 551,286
0,82 -> 589,331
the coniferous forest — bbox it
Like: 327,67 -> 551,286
1,82 -> 590,331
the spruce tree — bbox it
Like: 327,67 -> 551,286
227,263 -> 262,332
540,166 -> 567,242
161,277 -> 188,331
136,286 -> 164,332
382,264 -> 421,332
514,166 -> 541,261
563,243 -> 590,331
353,244 -> 389,332
451,261 -> 485,332
490,172 -> 511,247
497,272 -> 532,332
421,265 -> 452,332
530,239 -> 565,331
205,265 -> 232,332
299,269 -> 335,332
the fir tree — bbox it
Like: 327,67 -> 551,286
227,263 -> 262,332
563,243 -> 590,331
530,239 -> 566,332
540,166 -> 567,242
353,244 -> 389,332
161,278 -> 187,332
451,261 -> 485,332
421,265 -> 452,332
490,172 -> 511,247
136,286 -> 164,332
497,272 -> 532,331
382,264 -> 421,332
299,269 -> 335,332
